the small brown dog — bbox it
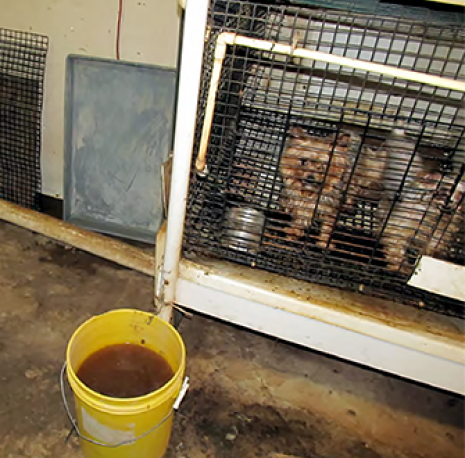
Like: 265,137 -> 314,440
375,128 -> 464,273
279,127 -> 352,248
280,127 -> 390,248
426,174 -> 465,261
377,171 -> 464,274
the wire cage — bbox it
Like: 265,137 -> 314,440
184,0 -> 465,317
0,28 -> 49,209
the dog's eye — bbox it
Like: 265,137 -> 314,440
300,158 -> 306,166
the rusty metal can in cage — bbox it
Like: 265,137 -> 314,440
223,207 -> 265,253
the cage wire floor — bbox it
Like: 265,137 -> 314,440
0,221 -> 463,458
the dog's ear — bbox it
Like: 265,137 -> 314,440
289,126 -> 307,138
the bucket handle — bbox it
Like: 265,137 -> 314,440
60,362 -> 190,448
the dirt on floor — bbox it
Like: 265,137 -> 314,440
0,221 -> 463,458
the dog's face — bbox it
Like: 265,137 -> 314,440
282,128 -> 349,192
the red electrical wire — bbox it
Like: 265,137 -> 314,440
116,0 -> 123,60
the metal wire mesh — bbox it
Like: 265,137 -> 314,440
289,0 -> 464,25
184,0 -> 465,317
0,28 -> 48,209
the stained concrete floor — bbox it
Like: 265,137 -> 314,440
0,221 -> 463,458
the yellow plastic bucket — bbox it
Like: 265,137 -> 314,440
62,309 -> 187,458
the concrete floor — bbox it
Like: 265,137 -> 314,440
0,221 -> 463,458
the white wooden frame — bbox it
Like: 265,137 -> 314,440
159,0 -> 465,394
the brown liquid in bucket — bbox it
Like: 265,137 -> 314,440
77,343 -> 174,398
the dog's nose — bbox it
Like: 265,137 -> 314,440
304,175 -> 318,185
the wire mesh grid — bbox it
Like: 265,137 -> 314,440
184,0 -> 465,317
288,0 -> 464,24
0,28 -> 48,209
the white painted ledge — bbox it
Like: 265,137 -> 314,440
175,258 -> 465,394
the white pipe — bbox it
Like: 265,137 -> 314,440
195,32 -> 465,173
196,40 -> 227,173
0,198 -> 155,276
161,0 -> 209,306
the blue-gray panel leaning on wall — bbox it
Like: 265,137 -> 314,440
64,56 -> 176,243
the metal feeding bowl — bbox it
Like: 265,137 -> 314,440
222,207 -> 266,252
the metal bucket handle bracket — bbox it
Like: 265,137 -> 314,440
60,362 -> 190,448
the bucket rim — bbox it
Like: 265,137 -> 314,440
66,308 -> 186,414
